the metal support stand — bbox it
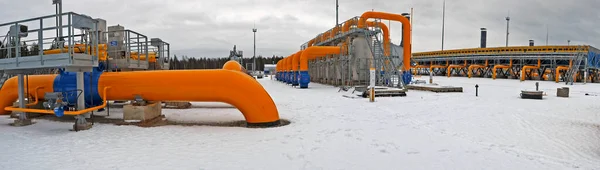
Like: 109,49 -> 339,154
73,72 -> 92,131
11,74 -> 33,126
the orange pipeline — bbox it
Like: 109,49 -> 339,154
308,39 -> 315,47
223,60 -> 245,72
97,70 -> 280,124
0,75 -> 56,115
300,46 -> 342,71
555,59 -> 573,83
358,11 -> 411,71
468,60 -> 488,78
521,59 -> 541,81
492,59 -> 513,80
292,51 -> 302,72
342,19 -> 357,33
331,26 -> 340,39
447,60 -> 468,77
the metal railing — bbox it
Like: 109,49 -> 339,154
0,12 -> 98,70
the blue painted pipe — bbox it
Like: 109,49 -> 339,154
299,71 -> 310,88
52,67 -> 104,108
292,71 -> 299,86
402,71 -> 412,85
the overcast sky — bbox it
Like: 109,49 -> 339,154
1,0 -> 598,58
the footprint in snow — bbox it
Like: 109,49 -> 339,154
438,149 -> 449,152
407,151 -> 420,155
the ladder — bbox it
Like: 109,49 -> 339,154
565,45 -> 585,85
366,30 -> 404,88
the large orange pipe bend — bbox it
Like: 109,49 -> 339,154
521,59 -> 541,81
555,60 -> 573,83
358,11 -> 411,71
447,60 -> 468,77
300,46 -> 342,71
468,60 -> 488,78
0,70 -> 280,125
492,59 -> 513,80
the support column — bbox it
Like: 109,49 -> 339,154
76,72 -> 85,111
12,74 -> 33,126
74,71 -> 92,131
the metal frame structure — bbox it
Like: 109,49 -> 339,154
104,26 -> 149,71
0,11 -> 99,128
149,38 -> 170,70
411,45 -> 600,84
300,17 -> 404,88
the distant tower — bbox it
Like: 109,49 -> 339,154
480,28 -> 487,48
529,40 -> 534,46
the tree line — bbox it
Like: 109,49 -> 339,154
169,55 -> 284,71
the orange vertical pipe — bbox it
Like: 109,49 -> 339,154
555,59 -> 573,83
358,11 -> 411,70
521,59 -> 541,81
468,60 -> 488,78
447,60 -> 467,77
492,59 -> 513,79
342,19 -> 357,33
366,21 -> 390,56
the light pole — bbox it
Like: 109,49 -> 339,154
568,40 -> 571,46
505,16 -> 510,47
253,27 -> 257,73
441,0 -> 445,51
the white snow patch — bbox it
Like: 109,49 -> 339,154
0,76 -> 599,169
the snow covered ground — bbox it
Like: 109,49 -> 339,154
1,76 -> 600,170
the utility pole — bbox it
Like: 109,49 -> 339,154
253,26 -> 257,73
505,13 -> 510,47
546,26 -> 549,45
336,0 -> 339,26
441,0 -> 445,51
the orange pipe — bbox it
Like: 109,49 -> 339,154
321,31 -> 331,42
555,60 -> 573,83
366,21 -> 390,56
358,11 -> 411,71
447,60 -> 468,77
287,55 -> 293,72
308,39 -> 315,47
5,87 -> 110,116
292,51 -> 302,71
96,70 -> 280,124
492,59 -> 513,79
342,19 -> 357,33
0,71 -> 280,124
223,60 -> 244,72
468,60 -> 488,78
0,75 -> 56,115
25,87 -> 44,107
521,59 -> 541,81
331,26 -> 340,39
300,46 -> 341,71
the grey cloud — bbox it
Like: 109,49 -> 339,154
0,0 -> 598,58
